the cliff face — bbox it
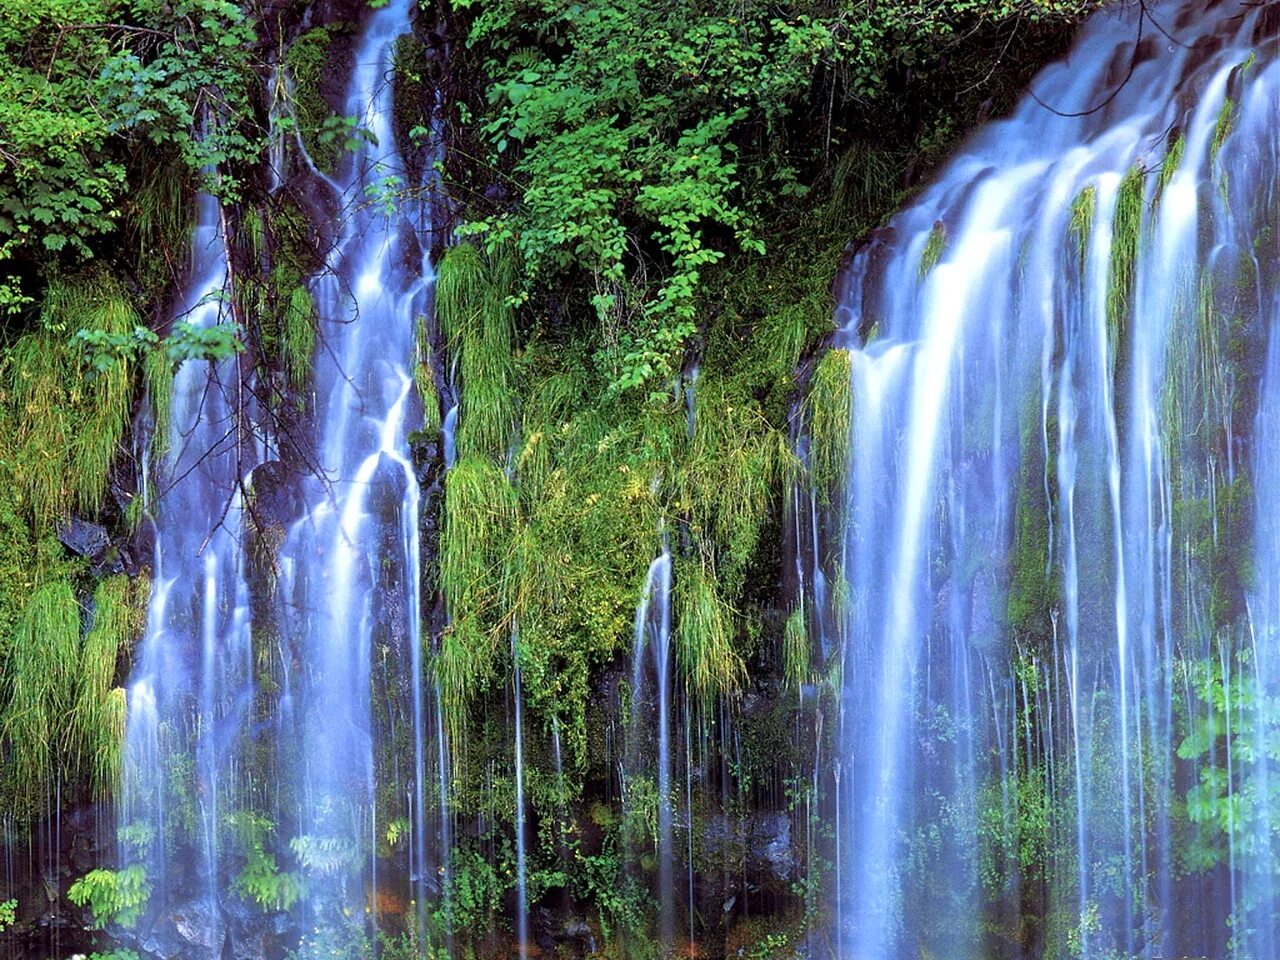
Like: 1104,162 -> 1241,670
0,1 -> 1097,957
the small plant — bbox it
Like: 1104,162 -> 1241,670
68,865 -> 151,928
0,898 -> 15,931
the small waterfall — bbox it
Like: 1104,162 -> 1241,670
809,0 -> 1280,956
122,190 -> 256,905
627,548 -> 677,949
121,0 -> 438,950
512,630 -> 529,958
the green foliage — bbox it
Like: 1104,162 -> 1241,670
436,844 -> 508,935
68,865 -> 151,929
227,812 -> 304,911
438,244 -> 518,461
1,575 -> 141,820
0,898 -> 13,932
8,271 -> 138,527
166,319 -> 246,364
0,0 -> 262,307
438,455 -> 516,728
454,0 -> 1098,390
283,26 -> 345,174
455,0 -> 831,390
1176,654 -> 1280,872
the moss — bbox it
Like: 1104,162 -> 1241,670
919,220 -> 946,277
437,455 -> 516,731
805,348 -> 853,499
128,157 -> 194,296
439,244 -> 519,461
285,26 -> 342,174
145,345 -> 175,459
1107,165 -> 1145,377
391,34 -> 432,181
1069,185 -> 1095,261
1157,134 -> 1184,196
75,576 -> 138,796
1210,96 -> 1236,162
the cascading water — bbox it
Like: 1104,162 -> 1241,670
121,0 -> 437,952
813,1 -> 1280,957
122,190 -> 256,907
627,548 -> 677,949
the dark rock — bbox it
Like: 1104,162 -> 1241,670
248,460 -> 301,526
57,517 -> 110,559
145,898 -> 225,960
751,812 -> 795,883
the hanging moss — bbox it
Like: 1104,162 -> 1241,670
2,582 -> 81,811
1069,185 -> 1095,262
437,455 -> 516,730
1107,165 -> 1145,374
281,284 -> 317,389
674,558 -> 744,702
782,605 -> 809,691
1157,135 -> 1185,196
919,220 -> 947,277
439,243 -> 519,461
74,576 -> 140,797
129,157 -> 194,296
1210,96 -> 1236,162
805,347 -> 853,498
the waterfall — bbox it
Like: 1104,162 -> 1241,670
813,1 -> 1280,957
121,0 -> 436,951
627,548 -> 677,949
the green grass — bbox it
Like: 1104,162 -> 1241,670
782,605 -> 809,691
805,348 -> 853,499
674,558 -> 744,702
281,283 -> 317,389
9,272 -> 138,528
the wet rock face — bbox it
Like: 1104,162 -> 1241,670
58,517 -> 111,558
138,899 -> 226,960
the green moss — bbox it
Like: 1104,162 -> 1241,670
437,455 -> 516,731
145,345 -> 175,458
285,26 -> 343,174
1107,166 -> 1145,375
1157,135 -> 1184,196
129,158 -> 193,296
1210,96 -> 1236,161
1069,185 -> 1095,261
805,348 -> 853,498
439,244 -> 518,461
919,220 -> 946,277
75,576 -> 139,796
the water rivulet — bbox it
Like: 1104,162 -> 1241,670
798,0 -> 1280,956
